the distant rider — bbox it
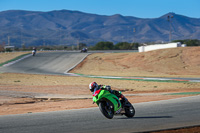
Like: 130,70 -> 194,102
89,82 -> 128,103
32,47 -> 37,52
32,47 -> 37,56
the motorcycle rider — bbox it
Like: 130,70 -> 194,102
89,82 -> 128,103
32,47 -> 37,56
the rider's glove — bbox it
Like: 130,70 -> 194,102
105,86 -> 111,92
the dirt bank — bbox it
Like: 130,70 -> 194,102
71,47 -> 200,77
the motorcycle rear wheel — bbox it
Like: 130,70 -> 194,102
99,101 -> 114,119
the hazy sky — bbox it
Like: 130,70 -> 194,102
0,0 -> 199,18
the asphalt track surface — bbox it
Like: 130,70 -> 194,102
0,96 -> 200,133
0,51 -> 89,75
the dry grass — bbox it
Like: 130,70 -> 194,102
1,73 -> 200,92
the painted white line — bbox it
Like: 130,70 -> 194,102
190,80 -> 200,82
64,73 -> 81,76
64,53 -> 91,74
144,78 -> 171,80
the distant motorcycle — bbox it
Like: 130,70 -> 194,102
80,48 -> 87,53
32,50 -> 36,56
93,89 -> 135,119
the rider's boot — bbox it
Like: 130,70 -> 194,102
120,94 -> 128,105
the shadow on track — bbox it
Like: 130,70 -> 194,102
117,116 -> 172,119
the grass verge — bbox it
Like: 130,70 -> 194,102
0,53 -> 31,67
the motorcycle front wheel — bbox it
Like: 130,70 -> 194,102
124,102 -> 135,118
99,101 -> 114,119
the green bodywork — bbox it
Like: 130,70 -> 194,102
93,89 -> 122,112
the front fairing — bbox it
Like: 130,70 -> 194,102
93,89 -> 121,112
93,89 -> 110,103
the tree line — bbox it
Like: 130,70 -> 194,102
1,39 -> 200,52
88,39 -> 200,50
89,42 -> 139,50
173,39 -> 200,46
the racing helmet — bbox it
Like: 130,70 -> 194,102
89,82 -> 98,92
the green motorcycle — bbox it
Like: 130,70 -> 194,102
93,88 -> 135,119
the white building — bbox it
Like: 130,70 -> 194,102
4,45 -> 15,51
138,42 -> 186,52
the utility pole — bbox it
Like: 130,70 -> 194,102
8,36 -> 10,46
127,26 -> 130,42
133,28 -> 136,42
167,15 -> 173,42
20,25 -> 23,48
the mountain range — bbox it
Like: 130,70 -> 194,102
0,10 -> 200,47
